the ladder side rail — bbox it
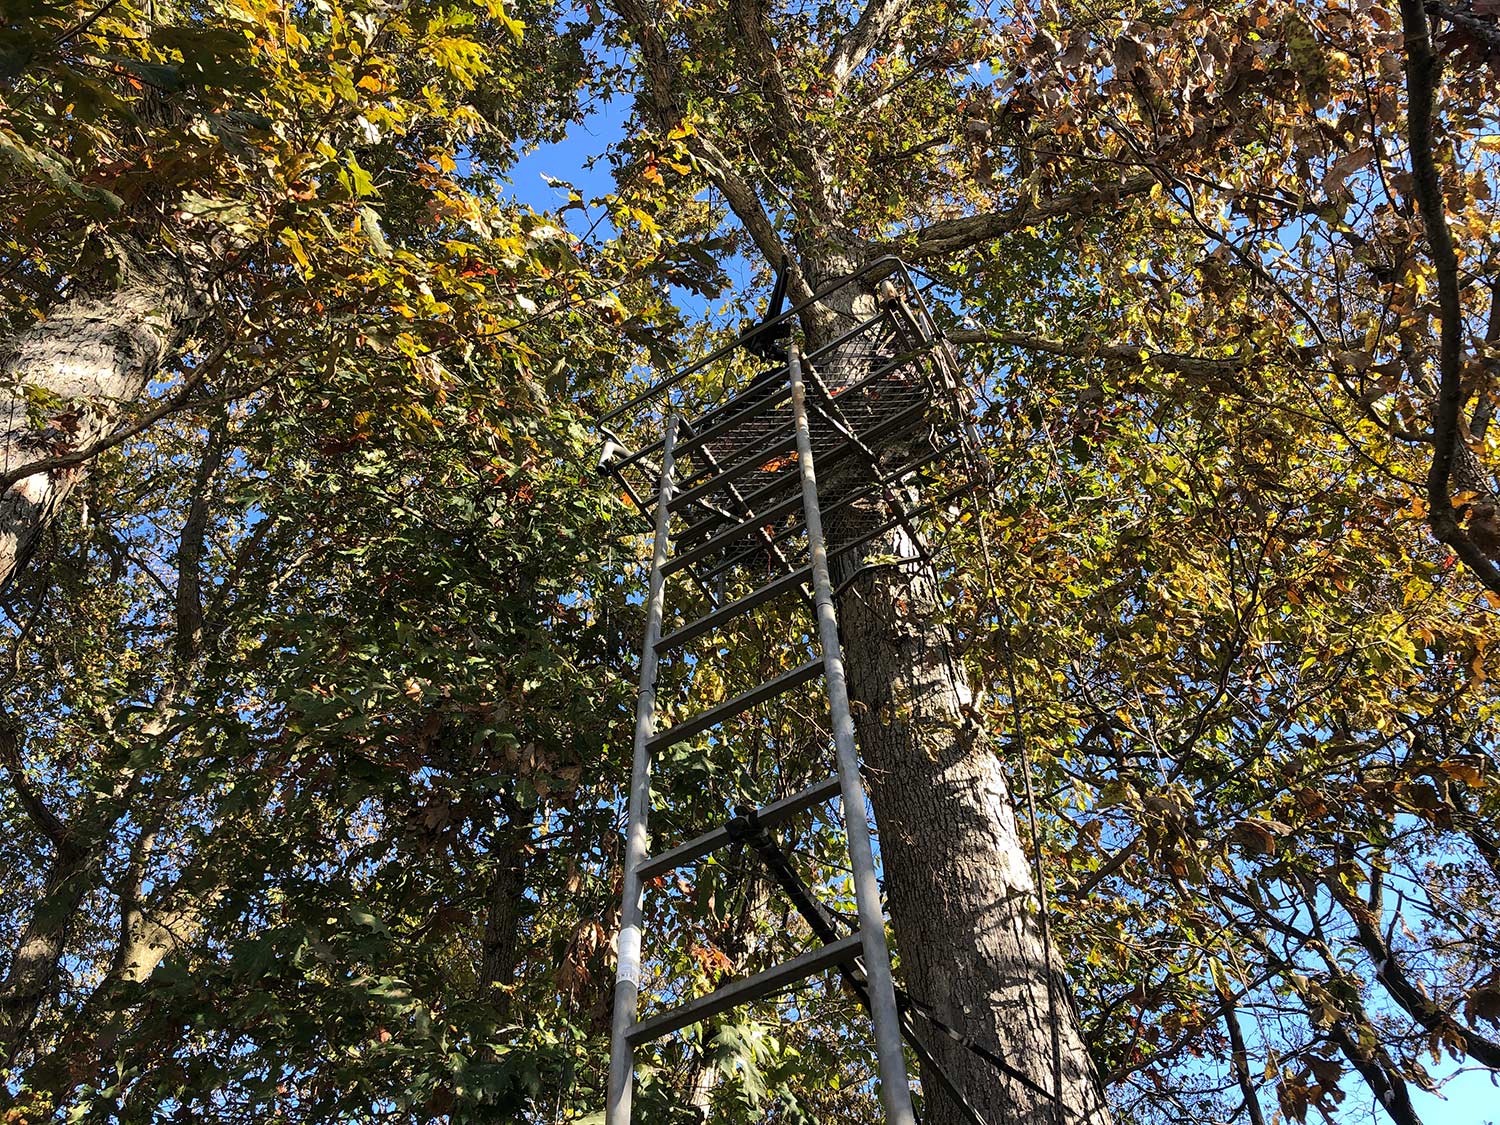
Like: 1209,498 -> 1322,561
607,413 -> 680,1125
788,344 -> 918,1125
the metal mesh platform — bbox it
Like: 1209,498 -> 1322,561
596,258 -> 985,592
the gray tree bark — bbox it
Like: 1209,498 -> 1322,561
792,241 -> 1110,1124
480,833 -> 528,1025
0,242 -> 211,592
0,837 -> 95,1064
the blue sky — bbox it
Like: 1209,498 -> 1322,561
1410,1065 -> 1495,1123
507,90 -> 763,333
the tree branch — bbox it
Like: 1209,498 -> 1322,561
611,0 -> 812,304
1401,0 -> 1500,592
947,328 -> 1249,382
1225,903 -> 1426,1125
872,172 -> 1156,261
0,342 -> 225,499
1323,870 -> 1500,1069
728,0 -> 837,223
1221,987 -> 1269,1125
0,725 -> 70,852
173,416 -> 227,669
827,0 -> 914,89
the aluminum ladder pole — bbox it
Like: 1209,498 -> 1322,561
788,344 -> 918,1125
607,413 -> 679,1125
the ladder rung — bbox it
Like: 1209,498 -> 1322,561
637,774 -> 841,881
626,931 -> 863,1045
647,658 -> 822,751
658,566 -> 811,652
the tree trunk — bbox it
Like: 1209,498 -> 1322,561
0,242 -> 210,592
830,510 -> 1111,1125
480,833 -> 528,1025
8,836 -> 231,1114
0,841 -> 96,1064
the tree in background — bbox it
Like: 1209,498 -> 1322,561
0,0 -> 706,1117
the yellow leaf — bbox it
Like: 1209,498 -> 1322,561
281,229 -> 311,274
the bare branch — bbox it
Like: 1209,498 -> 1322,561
0,725 -> 70,852
1323,869 -> 1500,1069
1221,988 -> 1269,1125
173,417 -> 227,669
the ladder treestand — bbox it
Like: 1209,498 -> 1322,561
597,259 -> 987,1125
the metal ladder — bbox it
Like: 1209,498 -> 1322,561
606,345 -> 918,1125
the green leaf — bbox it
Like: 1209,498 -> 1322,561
0,131 -> 123,214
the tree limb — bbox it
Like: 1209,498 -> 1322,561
0,725 -> 71,852
1401,0 -> 1500,593
947,328 -> 1250,381
0,346 -> 222,499
611,0 -> 812,304
728,0 -> 837,223
1323,870 -> 1500,1069
173,416 -> 227,669
872,172 -> 1156,261
1221,987 -> 1269,1125
1224,902 -> 1426,1125
827,0 -> 914,89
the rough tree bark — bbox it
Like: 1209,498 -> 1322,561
798,242 -> 1110,1123
480,828 -> 529,1026
0,241 -> 211,593
830,512 -> 1111,1125
0,832 -> 95,1064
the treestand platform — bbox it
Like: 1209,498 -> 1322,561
596,257 -> 987,592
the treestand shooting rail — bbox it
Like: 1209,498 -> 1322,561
596,259 -> 987,1124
